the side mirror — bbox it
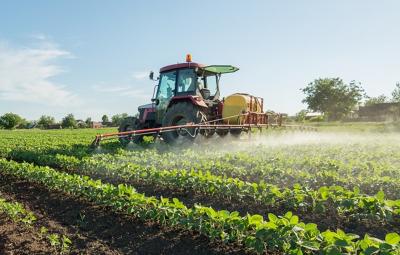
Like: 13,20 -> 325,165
149,71 -> 154,80
151,98 -> 160,105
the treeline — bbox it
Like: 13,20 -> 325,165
297,79 -> 400,121
0,113 -> 130,130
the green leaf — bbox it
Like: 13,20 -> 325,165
325,247 -> 341,255
288,248 -> 303,255
385,233 -> 400,245
290,215 -> 299,225
255,228 -> 269,239
319,186 -> 329,200
305,223 -> 318,232
284,211 -> 293,219
300,240 -> 320,251
268,213 -> 278,222
265,221 -> 278,229
334,239 -> 349,247
363,246 -> 379,255
254,239 -> 265,254
376,190 -> 385,202
250,214 -> 264,224
353,186 -> 360,195
379,243 -> 393,250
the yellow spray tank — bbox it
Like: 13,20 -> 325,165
222,93 -> 263,124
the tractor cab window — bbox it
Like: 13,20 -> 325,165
205,75 -> 218,96
177,69 -> 196,94
157,71 -> 176,100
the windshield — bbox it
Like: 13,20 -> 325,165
156,71 -> 176,100
177,69 -> 196,93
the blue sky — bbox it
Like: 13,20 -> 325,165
1,1 -> 399,120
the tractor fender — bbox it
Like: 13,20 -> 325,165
168,95 -> 208,108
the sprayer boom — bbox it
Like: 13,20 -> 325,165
91,122 -> 316,147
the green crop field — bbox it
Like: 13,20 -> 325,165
0,126 -> 399,254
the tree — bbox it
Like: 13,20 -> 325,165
295,109 -> 308,122
0,113 -> 23,130
391,82 -> 400,102
77,121 -> 87,129
111,113 -> 129,126
85,117 -> 92,127
61,114 -> 77,128
365,94 -> 388,106
301,78 -> 364,120
23,120 -> 37,129
101,115 -> 109,125
37,115 -> 55,129
17,118 -> 28,129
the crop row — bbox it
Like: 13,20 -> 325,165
0,195 -> 36,224
104,144 -> 400,199
3,147 -> 400,225
1,159 -> 399,254
2,131 -> 400,199
0,128 -> 118,159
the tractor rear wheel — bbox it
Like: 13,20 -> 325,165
118,117 -> 143,145
161,102 -> 204,144
230,129 -> 242,137
216,129 -> 229,137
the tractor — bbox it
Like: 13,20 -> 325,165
92,54 -> 297,147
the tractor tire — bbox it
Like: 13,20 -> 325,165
198,111 -> 215,138
118,117 -> 143,145
161,102 -> 203,144
216,129 -> 229,137
230,129 -> 242,137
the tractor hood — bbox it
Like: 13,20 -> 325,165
200,65 -> 239,74
138,103 -> 154,110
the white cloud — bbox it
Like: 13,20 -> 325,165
0,39 -> 79,106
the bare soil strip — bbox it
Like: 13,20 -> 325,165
0,174 -> 248,255
0,215 -> 55,255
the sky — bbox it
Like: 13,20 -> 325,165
0,0 -> 399,121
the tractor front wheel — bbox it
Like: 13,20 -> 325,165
161,102 -> 203,144
118,117 -> 144,145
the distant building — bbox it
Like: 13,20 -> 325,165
358,102 -> 400,121
90,121 -> 103,128
305,112 -> 323,120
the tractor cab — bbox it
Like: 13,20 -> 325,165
151,55 -> 239,124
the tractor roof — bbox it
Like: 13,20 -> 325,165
201,65 -> 239,74
160,62 -> 205,73
160,63 -> 239,74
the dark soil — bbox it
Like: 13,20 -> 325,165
0,215 -> 56,255
0,174 -> 251,255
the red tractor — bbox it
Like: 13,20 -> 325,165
92,55 -> 291,147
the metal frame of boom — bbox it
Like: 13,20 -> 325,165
91,117 -> 316,147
